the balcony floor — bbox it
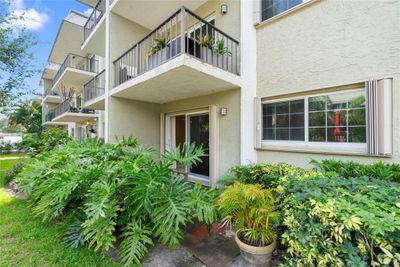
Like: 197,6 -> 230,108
110,54 -> 241,104
84,95 -> 105,110
42,95 -> 61,104
52,112 -> 98,123
52,68 -> 97,93
81,16 -> 105,57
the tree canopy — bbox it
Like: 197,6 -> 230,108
8,99 -> 42,133
0,0 -> 38,109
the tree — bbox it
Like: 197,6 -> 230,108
8,99 -> 42,133
0,0 -> 38,109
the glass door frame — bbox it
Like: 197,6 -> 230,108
164,109 -> 210,183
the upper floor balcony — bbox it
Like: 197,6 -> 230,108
52,54 -> 99,93
82,0 -> 106,56
111,7 -> 241,104
53,96 -> 98,123
83,70 -> 106,110
42,89 -> 61,104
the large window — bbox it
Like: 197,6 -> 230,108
262,90 -> 367,145
263,99 -> 304,141
308,91 -> 366,143
261,0 -> 304,21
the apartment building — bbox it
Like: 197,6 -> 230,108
41,0 -> 400,186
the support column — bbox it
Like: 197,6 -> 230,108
240,1 -> 258,164
104,0 -> 111,143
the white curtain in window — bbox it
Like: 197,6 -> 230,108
366,78 -> 393,156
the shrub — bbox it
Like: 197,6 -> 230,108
216,182 -> 279,246
218,162 -> 312,189
18,138 -> 217,266
0,141 -> 13,154
279,175 -> 400,266
3,161 -> 26,185
39,127 -> 70,152
311,159 -> 400,183
220,162 -> 400,266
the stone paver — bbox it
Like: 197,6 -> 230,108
143,243 -> 206,267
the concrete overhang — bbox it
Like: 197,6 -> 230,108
52,68 -> 97,94
110,54 -> 241,104
43,121 -> 69,127
42,95 -> 62,104
111,0 -> 207,29
52,112 -> 99,123
81,16 -> 106,57
77,0 -> 98,7
41,63 -> 60,81
48,11 -> 87,64
83,95 -> 105,110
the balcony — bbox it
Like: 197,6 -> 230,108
42,89 -> 61,104
111,7 -> 241,104
53,97 -> 98,123
42,110 -> 68,126
82,0 -> 106,56
83,70 -> 105,110
52,54 -> 99,93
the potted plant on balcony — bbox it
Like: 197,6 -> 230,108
196,34 -> 214,64
147,34 -> 170,69
216,182 -> 279,267
213,39 -> 232,72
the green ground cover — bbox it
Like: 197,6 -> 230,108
0,189 -> 122,267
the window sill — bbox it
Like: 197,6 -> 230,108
256,144 -> 392,158
255,0 -> 320,29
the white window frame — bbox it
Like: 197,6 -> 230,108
260,0 -> 310,23
261,88 -> 368,153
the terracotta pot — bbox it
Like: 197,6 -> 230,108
234,232 -> 276,267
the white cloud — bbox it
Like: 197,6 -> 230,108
83,8 -> 93,16
10,0 -> 50,31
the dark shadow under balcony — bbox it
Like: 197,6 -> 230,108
52,54 -> 99,93
111,7 -> 241,104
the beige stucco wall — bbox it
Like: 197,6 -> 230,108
161,89 -> 241,178
256,0 -> 400,166
109,13 -> 150,62
108,96 -> 161,149
194,0 -> 241,40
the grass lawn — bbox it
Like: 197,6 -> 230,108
0,189 -> 123,267
0,153 -> 27,158
0,159 -> 20,186
0,158 -> 31,187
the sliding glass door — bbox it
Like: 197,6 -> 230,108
165,112 -> 210,181
187,113 -> 209,179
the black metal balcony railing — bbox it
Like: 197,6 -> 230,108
44,111 -> 55,122
53,54 -> 99,87
113,7 -> 240,87
83,0 -> 106,42
54,97 -> 96,118
84,70 -> 105,103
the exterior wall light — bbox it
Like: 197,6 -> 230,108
220,107 -> 228,116
221,4 -> 228,15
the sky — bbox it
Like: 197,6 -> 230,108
10,0 -> 92,97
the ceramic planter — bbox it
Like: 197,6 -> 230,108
234,232 -> 276,267
200,47 -> 232,72
148,47 -> 170,70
